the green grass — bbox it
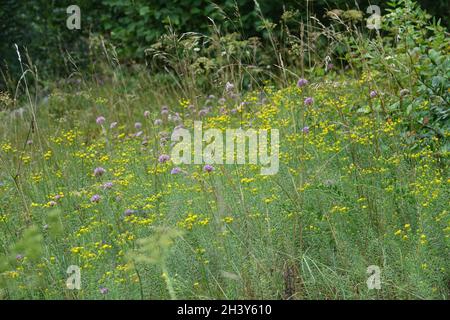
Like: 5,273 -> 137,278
0,68 -> 448,300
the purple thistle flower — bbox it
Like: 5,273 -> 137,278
144,110 -> 150,118
94,167 -> 106,177
99,287 -> 109,294
170,113 -> 181,123
102,182 -> 113,190
158,154 -> 170,163
161,109 -> 169,116
96,116 -> 106,125
203,164 -> 214,172
302,126 -> 310,134
171,167 -> 182,175
297,78 -> 308,87
124,209 -> 134,216
90,194 -> 101,203
154,119 -> 163,126
135,122 -> 142,130
304,97 -> 314,105
48,201 -> 57,207
198,109 -> 208,117
16,254 -> 24,261
370,90 -> 378,98
225,82 -> 234,92
110,122 -> 118,129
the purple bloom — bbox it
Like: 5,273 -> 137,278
94,167 -> 106,177
170,167 -> 182,175
370,90 -> 378,98
154,119 -> 163,126
135,122 -> 142,130
161,109 -> 169,116
158,154 -> 170,163
102,182 -> 113,189
124,209 -> 134,216
16,254 -> 24,261
302,126 -> 310,134
144,110 -> 150,118
203,164 -> 214,172
54,194 -> 62,201
297,78 -> 308,87
110,122 -> 118,129
198,109 -> 208,117
26,140 -> 33,145
96,116 -> 106,125
48,201 -> 57,207
304,97 -> 314,105
90,194 -> 101,203
170,113 -> 181,123
99,287 -> 109,294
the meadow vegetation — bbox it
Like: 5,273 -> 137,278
0,0 -> 448,299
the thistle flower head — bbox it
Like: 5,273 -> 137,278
93,167 -> 106,177
304,97 -> 314,105
102,182 -> 113,189
99,287 -> 109,294
203,164 -> 214,172
96,116 -> 106,125
225,82 -> 234,92
158,154 -> 170,163
90,194 -> 101,203
297,78 -> 308,87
